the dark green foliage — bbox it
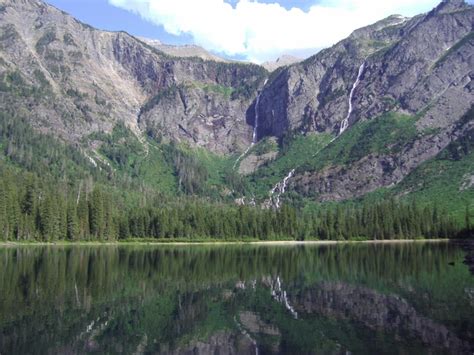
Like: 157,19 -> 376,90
0,104 -> 469,241
303,112 -> 418,173
33,69 -> 51,88
44,49 -> 64,62
94,123 -> 144,169
0,160 -> 461,241
139,85 -> 178,115
246,133 -> 332,198
0,112 -> 96,180
168,144 -> 209,195
0,70 -> 51,99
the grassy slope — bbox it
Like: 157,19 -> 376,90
239,112 -> 418,201
298,119 -> 473,224
393,146 -> 474,222
244,133 -> 333,198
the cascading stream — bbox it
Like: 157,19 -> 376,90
339,62 -> 365,135
270,276 -> 298,319
233,79 -> 268,170
269,169 -> 295,209
268,60 -> 364,210
268,63 -> 366,207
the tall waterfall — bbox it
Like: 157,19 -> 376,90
270,276 -> 298,319
269,169 -> 295,209
339,62 -> 365,135
233,79 -> 268,170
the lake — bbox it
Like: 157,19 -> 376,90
1,241 -> 473,354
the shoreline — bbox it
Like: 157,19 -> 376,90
0,239 -> 454,247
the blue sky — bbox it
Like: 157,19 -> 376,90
46,0 -> 192,44
46,0 -> 471,63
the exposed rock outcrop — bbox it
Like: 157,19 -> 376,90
0,0 -> 267,155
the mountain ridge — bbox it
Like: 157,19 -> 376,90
0,0 -> 472,214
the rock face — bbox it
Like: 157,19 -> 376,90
0,0 -> 267,155
261,54 -> 301,72
293,116 -> 474,201
0,0 -> 472,202
138,37 -> 229,63
254,0 -> 473,201
258,1 -> 473,139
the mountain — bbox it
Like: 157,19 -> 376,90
0,0 -> 266,155
248,0 -> 473,207
137,37 -> 229,63
262,55 -> 301,72
0,0 -> 472,222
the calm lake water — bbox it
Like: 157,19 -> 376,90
1,242 -> 474,354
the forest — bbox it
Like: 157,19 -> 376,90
0,110 -> 472,242
0,162 -> 470,242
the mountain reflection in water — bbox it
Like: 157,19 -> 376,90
0,242 -> 473,354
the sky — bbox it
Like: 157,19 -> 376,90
46,0 -> 471,63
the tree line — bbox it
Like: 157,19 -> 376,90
0,164 -> 470,242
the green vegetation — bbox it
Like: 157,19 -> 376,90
246,133 -> 332,198
139,85 -> 179,115
393,126 -> 474,223
63,32 -> 76,46
251,137 -> 278,156
0,99 -> 471,242
242,113 -> 420,200
0,70 -> 51,99
0,24 -> 19,43
0,158 -> 464,241
192,82 -> 234,98
302,112 -> 417,172
1,243 -> 473,353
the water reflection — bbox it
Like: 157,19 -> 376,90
0,242 -> 473,354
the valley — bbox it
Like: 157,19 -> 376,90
0,0 -> 472,241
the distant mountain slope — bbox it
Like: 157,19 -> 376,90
262,55 -> 301,72
137,37 -> 228,63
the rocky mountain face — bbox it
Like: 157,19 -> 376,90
0,0 -> 266,155
0,0 -> 472,204
254,0 -> 473,201
138,37 -> 228,63
261,54 -> 301,72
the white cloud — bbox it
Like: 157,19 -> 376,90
108,0 -> 440,62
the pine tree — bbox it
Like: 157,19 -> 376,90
66,202 -> 79,241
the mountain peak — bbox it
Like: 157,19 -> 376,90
433,0 -> 470,14
262,55 -> 301,72
137,37 -> 228,62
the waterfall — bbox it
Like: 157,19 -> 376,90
339,62 -> 365,135
270,276 -> 298,319
252,88 -> 261,144
84,151 -> 97,168
269,169 -> 295,209
233,79 -> 268,170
